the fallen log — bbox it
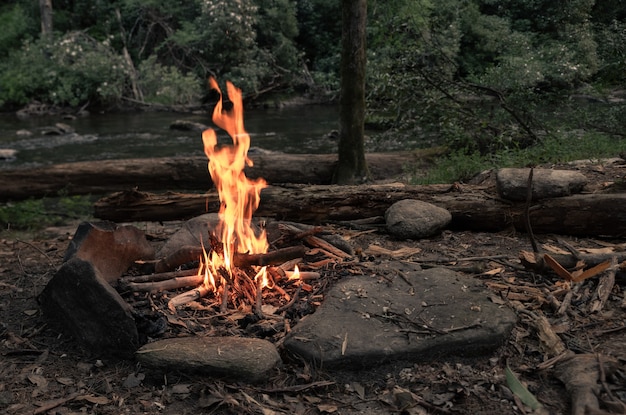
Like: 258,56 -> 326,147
93,184 -> 626,237
0,152 -> 420,202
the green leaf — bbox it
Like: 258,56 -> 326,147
505,366 -> 543,410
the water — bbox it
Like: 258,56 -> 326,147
0,105 -> 342,168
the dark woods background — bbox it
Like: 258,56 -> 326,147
1,0 -> 625,156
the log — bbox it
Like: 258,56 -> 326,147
93,184 -> 626,237
0,152 -> 419,202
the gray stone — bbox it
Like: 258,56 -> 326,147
385,199 -> 451,239
136,336 -> 281,382
39,258 -> 139,357
157,213 -> 221,258
496,168 -> 587,201
283,264 -> 516,369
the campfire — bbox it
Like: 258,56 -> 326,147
38,78 -> 354,363
121,79 -> 350,316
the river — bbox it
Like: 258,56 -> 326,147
0,105 -> 347,168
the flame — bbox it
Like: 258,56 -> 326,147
289,265 -> 301,280
202,78 -> 268,277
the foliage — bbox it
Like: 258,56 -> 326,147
0,195 -> 93,232
0,32 -> 128,107
137,55 -> 202,105
0,3 -> 37,58
416,131 -> 626,184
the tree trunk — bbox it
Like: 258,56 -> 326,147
93,184 -> 626,237
39,0 -> 53,38
334,0 -> 369,184
0,152 -> 419,202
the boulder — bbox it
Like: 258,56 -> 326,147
385,199 -> 451,239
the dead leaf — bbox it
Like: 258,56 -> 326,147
56,377 -> 74,386
317,403 -> 338,413
78,394 -> 110,405
544,253 -> 613,283
351,382 -> 365,400
544,254 -> 573,281
341,332 -> 348,356
27,374 -> 48,389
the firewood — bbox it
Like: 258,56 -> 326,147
119,268 -> 199,288
232,245 -> 306,267
125,274 -> 204,293
155,245 -> 203,273
168,283 -> 212,311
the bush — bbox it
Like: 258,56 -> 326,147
0,32 -> 127,107
137,55 -> 202,106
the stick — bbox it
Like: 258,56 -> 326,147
588,257 -> 618,313
155,245 -> 203,273
304,236 -> 352,259
524,167 -> 539,253
275,285 -> 302,314
168,283 -> 212,310
233,245 -> 306,267
284,270 -> 320,280
125,274 -> 204,292
33,392 -> 81,414
120,268 -> 198,285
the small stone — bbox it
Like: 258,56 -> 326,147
385,199 -> 451,239
136,336 -> 281,382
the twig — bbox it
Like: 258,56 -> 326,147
275,285 -> 302,314
33,391 -> 81,414
524,167 -> 539,253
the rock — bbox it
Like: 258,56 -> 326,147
157,214 -> 221,259
64,221 -> 155,284
136,336 -> 281,382
385,199 -> 451,239
15,129 -> 32,137
170,119 -> 210,132
283,264 -> 517,369
496,168 -> 587,201
0,149 -> 17,162
39,257 -> 140,357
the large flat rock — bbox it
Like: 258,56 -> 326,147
283,263 -> 516,369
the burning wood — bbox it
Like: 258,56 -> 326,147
126,79 -> 351,314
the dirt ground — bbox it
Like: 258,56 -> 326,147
1,159 -> 626,415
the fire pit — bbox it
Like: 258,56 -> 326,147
38,79 -> 516,380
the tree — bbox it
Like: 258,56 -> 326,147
333,0 -> 369,184
39,0 -> 52,38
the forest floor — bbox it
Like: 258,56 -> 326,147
1,158 -> 626,415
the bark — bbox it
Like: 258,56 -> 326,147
93,184 -> 626,237
335,0 -> 369,184
0,152 -> 418,202
39,0 -> 53,38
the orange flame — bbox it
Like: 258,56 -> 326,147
202,78 -> 268,277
